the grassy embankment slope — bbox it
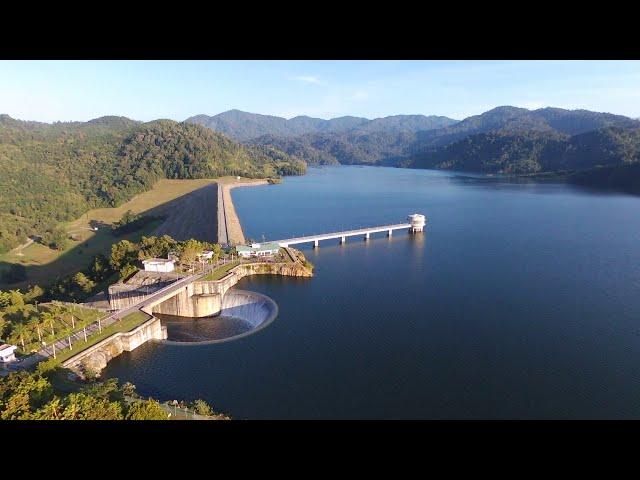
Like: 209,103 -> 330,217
0,179 -> 217,289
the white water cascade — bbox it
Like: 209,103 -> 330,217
160,289 -> 278,345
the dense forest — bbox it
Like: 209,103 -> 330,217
401,125 -> 640,175
249,130 -> 426,165
0,115 -> 305,252
235,107 -> 640,169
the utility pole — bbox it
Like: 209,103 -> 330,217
83,326 -> 87,342
52,342 -> 56,359
98,317 -> 102,333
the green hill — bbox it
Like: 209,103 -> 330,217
401,125 -> 640,175
0,116 -> 304,253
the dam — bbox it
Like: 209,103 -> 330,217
49,208 -> 425,376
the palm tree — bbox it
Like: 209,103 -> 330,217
27,316 -> 42,343
12,323 -> 27,351
41,312 -> 55,339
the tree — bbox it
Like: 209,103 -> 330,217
61,393 -> 124,420
179,239 -> 203,266
90,254 -> 110,281
73,272 -> 95,294
23,285 -> 44,303
12,323 -> 27,350
33,397 -> 64,420
45,227 -> 69,251
41,311 -> 56,339
126,399 -> 168,420
8,289 -> 25,308
210,243 -> 223,262
192,399 -> 214,416
119,263 -> 137,280
122,382 -> 137,398
138,235 -> 176,260
110,240 -> 138,272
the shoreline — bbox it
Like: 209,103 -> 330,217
217,178 -> 269,245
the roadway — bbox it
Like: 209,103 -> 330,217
18,271 -> 206,367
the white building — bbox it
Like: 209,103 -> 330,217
408,214 -> 426,233
199,250 -> 214,260
142,258 -> 175,273
236,242 -> 281,258
0,344 -> 17,364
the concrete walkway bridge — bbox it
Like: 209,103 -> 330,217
273,214 -> 426,248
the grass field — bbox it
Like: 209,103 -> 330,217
0,178 -> 219,290
201,260 -> 241,281
54,310 -> 151,364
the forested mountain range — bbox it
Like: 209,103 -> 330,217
3,106 -> 640,253
190,106 -> 640,194
0,115 -> 304,252
191,107 -> 639,170
185,109 -> 458,141
400,125 -> 640,174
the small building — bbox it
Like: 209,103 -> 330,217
199,250 -> 214,260
408,213 -> 426,233
236,242 -> 281,258
0,344 -> 17,364
142,258 -> 175,273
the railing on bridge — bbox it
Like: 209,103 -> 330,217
272,223 -> 413,247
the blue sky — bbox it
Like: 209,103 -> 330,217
1,60 -> 639,122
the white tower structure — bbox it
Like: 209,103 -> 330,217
408,214 -> 426,233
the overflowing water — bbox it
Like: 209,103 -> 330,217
159,290 -> 278,344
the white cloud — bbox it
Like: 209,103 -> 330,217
293,75 -> 323,85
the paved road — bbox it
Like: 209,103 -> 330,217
17,270 -> 208,368
13,256 -> 256,370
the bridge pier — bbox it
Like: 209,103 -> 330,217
271,216 -> 423,248
314,240 -> 319,248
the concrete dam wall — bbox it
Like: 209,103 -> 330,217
150,260 -> 312,318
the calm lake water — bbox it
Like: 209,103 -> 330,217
103,166 -> 640,419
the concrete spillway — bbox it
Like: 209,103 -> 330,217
220,289 -> 278,328
160,289 -> 278,344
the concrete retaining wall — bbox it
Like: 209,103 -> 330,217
148,260 -> 312,318
62,315 -> 167,377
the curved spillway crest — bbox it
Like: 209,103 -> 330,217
160,289 -> 278,344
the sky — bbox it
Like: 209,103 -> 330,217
1,60 -> 639,123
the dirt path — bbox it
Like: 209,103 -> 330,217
9,238 -> 34,256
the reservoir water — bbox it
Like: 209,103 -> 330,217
103,166 -> 640,419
